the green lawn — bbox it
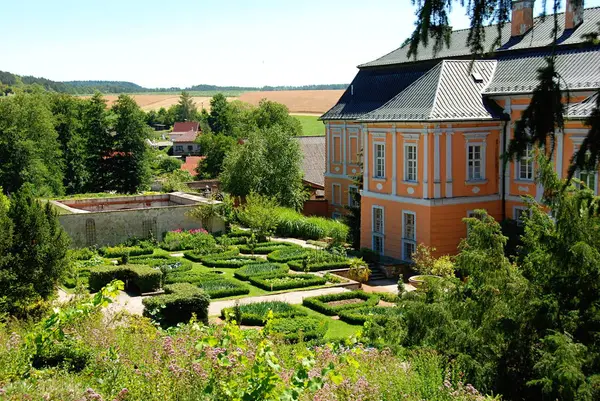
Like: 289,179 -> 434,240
293,115 -> 325,136
295,305 -> 362,340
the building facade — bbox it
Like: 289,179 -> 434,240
322,1 -> 600,260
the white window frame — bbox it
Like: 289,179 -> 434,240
513,206 -> 530,226
467,144 -> 484,181
516,144 -> 534,181
576,170 -> 598,194
401,210 -> 416,261
348,185 -> 358,207
404,143 -> 418,182
373,142 -> 386,179
372,206 -> 384,255
331,183 -> 342,205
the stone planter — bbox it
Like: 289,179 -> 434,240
408,275 -> 442,287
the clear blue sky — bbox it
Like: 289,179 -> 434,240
2,0 -> 599,88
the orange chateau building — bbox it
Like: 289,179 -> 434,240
321,0 -> 600,260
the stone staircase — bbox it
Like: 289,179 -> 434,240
368,264 -> 387,281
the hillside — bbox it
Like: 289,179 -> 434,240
0,69 -> 348,95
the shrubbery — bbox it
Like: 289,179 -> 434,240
161,229 -> 217,252
221,301 -> 306,325
88,264 -> 162,293
164,269 -> 222,285
99,245 -> 154,258
266,316 -> 328,342
338,306 -> 402,325
201,256 -> 262,268
184,247 -> 239,262
303,291 -> 380,316
129,255 -> 192,273
273,208 -> 349,242
238,242 -> 296,254
197,279 -> 249,298
142,283 -> 210,326
234,263 -> 289,280
249,274 -> 327,291
31,340 -> 91,373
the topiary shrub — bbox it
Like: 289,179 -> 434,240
220,301 -> 306,326
197,278 -> 249,298
267,248 -> 310,263
142,283 -> 210,326
302,291 -> 380,316
88,264 -> 162,293
266,316 -> 328,342
234,263 -> 289,281
249,274 -> 327,291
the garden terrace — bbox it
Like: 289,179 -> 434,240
50,192 -> 225,247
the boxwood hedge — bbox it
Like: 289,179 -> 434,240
164,269 -> 223,285
143,283 -> 210,326
266,248 -> 310,263
302,291 -> 380,316
129,255 -> 192,272
249,274 -> 327,291
234,263 -> 289,281
338,306 -> 403,325
89,264 -> 162,293
220,301 -> 306,326
197,278 -> 249,298
201,256 -> 262,268
238,242 -> 297,255
184,248 -> 239,262
99,245 -> 154,258
266,316 -> 328,342
288,260 -> 351,272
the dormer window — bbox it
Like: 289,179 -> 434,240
471,72 -> 483,83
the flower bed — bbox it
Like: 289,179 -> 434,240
220,301 -> 306,326
234,263 -> 289,281
184,247 -> 239,262
266,316 -> 328,342
89,264 -> 162,293
338,306 -> 403,325
197,278 -> 250,298
129,255 -> 193,272
288,259 -> 351,272
161,229 -> 216,252
266,248 -> 310,263
249,274 -> 327,291
201,256 -> 263,268
302,291 -> 380,316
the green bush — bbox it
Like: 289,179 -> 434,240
201,256 -> 262,268
89,264 -> 162,293
266,316 -> 328,342
161,229 -> 217,252
220,301 -> 306,326
249,274 -> 327,291
267,248 -> 310,263
234,263 -> 289,281
130,255 -> 192,272
164,269 -> 223,285
31,340 -> 91,372
273,208 -> 349,242
99,245 -> 154,258
197,279 -> 249,298
184,247 -> 239,262
228,228 -> 252,238
302,291 -> 380,316
68,247 -> 98,261
338,306 -> 403,325
143,283 -> 210,326
288,259 -> 351,272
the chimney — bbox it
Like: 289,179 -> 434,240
511,0 -> 534,37
565,0 -> 584,30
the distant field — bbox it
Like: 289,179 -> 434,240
90,94 -> 236,111
293,115 -> 324,136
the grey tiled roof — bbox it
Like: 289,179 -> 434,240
296,136 -> 325,187
484,46 -> 600,94
360,7 -> 600,68
361,60 -> 505,121
320,63 -> 431,120
567,92 -> 599,118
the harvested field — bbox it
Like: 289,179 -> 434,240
89,95 -> 235,111
239,90 -> 344,114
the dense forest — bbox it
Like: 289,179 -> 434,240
0,70 -> 347,95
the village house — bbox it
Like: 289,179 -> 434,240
172,130 -> 201,156
321,1 -> 600,260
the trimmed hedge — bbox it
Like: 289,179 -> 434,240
89,264 -> 162,293
228,229 -> 252,238
143,283 -> 210,326
238,242 -> 296,255
197,279 -> 249,299
164,269 -> 223,285
99,245 -> 154,258
266,317 -> 328,342
220,301 -> 306,326
234,263 -> 289,281
201,256 -> 262,269
129,255 -> 192,272
302,291 -> 380,316
267,248 -> 310,263
249,274 -> 327,291
338,306 -> 403,325
184,248 -> 239,262
288,260 -> 351,272
160,230 -> 216,252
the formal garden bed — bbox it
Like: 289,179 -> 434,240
221,301 -> 306,325
234,262 -> 289,281
266,316 -> 328,342
248,273 -> 327,291
302,291 -> 380,316
338,305 -> 403,325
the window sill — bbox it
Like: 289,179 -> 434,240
465,179 -> 488,185
372,177 -> 387,182
514,179 -> 534,184
402,180 -> 419,186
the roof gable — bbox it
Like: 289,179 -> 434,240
173,121 -> 199,133
173,131 -> 199,142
